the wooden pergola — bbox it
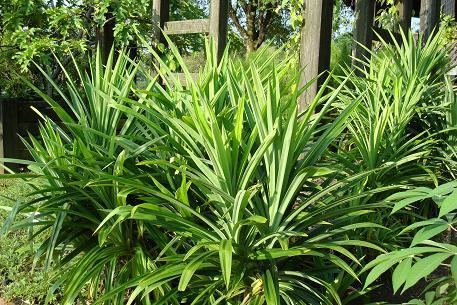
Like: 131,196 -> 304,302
151,0 -> 456,109
300,0 -> 456,108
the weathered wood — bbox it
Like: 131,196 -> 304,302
443,0 -> 456,17
209,0 -> 229,62
420,0 -> 441,41
152,0 -> 170,45
299,0 -> 334,110
164,19 -> 210,35
397,0 -> 413,34
352,0 -> 375,73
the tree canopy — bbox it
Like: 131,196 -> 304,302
0,0 -> 355,96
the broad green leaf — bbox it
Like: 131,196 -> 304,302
392,196 -> 428,214
364,258 -> 400,289
411,224 -> 449,246
439,189 -> 457,217
392,257 -> 412,293
451,255 -> 457,284
402,253 -> 452,292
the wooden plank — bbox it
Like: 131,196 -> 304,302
352,0 -> 375,74
420,0 -> 441,41
152,0 -> 170,45
298,0 -> 334,110
209,0 -> 229,62
164,19 -> 210,35
397,0 -> 413,34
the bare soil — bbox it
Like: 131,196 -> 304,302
0,298 -> 13,305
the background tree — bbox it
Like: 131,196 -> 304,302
0,0 -> 206,96
0,0 -> 355,96
228,0 -> 295,52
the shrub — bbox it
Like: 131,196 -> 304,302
1,38 -> 391,305
3,29 -> 455,304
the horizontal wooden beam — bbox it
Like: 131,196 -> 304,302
164,19 -> 210,35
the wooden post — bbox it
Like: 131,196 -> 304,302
443,0 -> 456,17
209,0 -> 229,62
420,0 -> 441,41
398,0 -> 413,34
0,99 -> 19,173
352,0 -> 375,74
298,0 -> 334,110
152,0 -> 170,46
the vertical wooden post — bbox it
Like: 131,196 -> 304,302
298,0 -> 334,110
443,0 -> 456,17
420,0 -> 441,41
398,0 -> 413,34
152,0 -> 170,46
0,99 -> 19,173
209,0 -> 229,62
352,0 -> 375,74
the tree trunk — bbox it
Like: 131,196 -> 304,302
246,39 -> 255,52
246,3 -> 255,53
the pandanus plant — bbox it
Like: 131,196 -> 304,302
92,40 -> 385,304
5,40 -> 385,304
4,49 -> 166,304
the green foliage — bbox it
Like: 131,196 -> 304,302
0,0 -> 208,96
330,34 -> 352,75
1,26 -> 457,304
441,15 -> 457,44
1,37 -> 391,304
363,181 -> 457,304
334,30 -> 451,189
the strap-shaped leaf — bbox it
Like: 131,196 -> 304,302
178,251 -> 215,291
219,239 -> 233,289
262,269 -> 280,305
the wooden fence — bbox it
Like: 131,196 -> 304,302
0,98 -> 57,172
